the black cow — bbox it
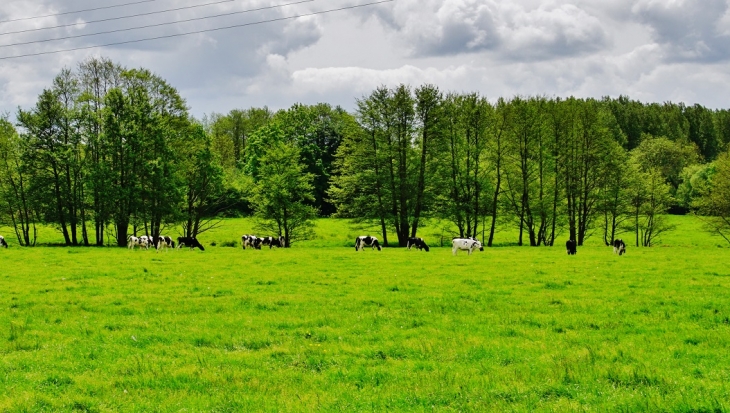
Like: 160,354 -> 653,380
0,235 -> 7,248
406,237 -> 429,252
613,239 -> 626,256
260,236 -> 285,249
177,237 -> 205,251
566,239 -> 577,255
355,236 -> 381,251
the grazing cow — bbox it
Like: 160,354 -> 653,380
613,239 -> 626,256
241,235 -> 261,250
355,236 -> 381,251
0,235 -> 8,248
127,235 -> 151,249
177,237 -> 205,251
452,238 -> 483,255
261,236 -> 285,249
156,235 -> 175,252
127,235 -> 142,250
406,237 -> 430,252
272,236 -> 285,248
139,235 -> 152,249
566,239 -> 577,255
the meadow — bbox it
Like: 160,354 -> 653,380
0,217 -> 729,412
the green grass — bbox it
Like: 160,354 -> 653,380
0,217 -> 729,411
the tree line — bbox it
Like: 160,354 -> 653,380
2,58 -> 730,247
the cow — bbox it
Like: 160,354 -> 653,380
127,235 -> 142,250
139,235 -> 152,249
613,239 -> 626,256
127,235 -> 151,249
566,239 -> 577,255
452,238 -> 483,255
261,236 -> 285,249
178,237 -> 205,251
0,235 -> 8,248
241,235 -> 261,250
406,237 -> 430,252
156,235 -> 175,252
355,236 -> 381,251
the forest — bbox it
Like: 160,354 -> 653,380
2,57 -> 730,248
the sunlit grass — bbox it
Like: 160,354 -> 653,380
0,216 -> 728,411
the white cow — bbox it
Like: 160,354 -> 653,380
128,236 -> 145,250
139,235 -> 153,249
452,238 -> 483,255
0,235 -> 7,248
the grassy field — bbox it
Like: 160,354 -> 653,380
0,217 -> 729,412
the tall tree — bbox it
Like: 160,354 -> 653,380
78,57 -> 123,246
486,98 -> 510,246
438,93 -> 492,239
503,96 -> 548,246
17,80 -> 83,246
180,124 -> 226,238
251,142 -> 317,246
100,69 -> 189,246
0,117 -> 38,246
412,85 -> 443,237
564,99 -> 620,245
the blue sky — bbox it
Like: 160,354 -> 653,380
2,0 -> 730,119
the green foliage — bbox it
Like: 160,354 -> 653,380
208,107 -> 273,170
242,104 -> 352,216
694,150 -> 730,243
632,135 -> 700,191
676,163 -> 715,209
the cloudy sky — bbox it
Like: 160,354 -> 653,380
2,0 -> 730,118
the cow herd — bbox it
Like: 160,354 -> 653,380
127,235 -> 205,251
0,232 -> 626,256
241,235 -> 285,250
355,235 -> 626,257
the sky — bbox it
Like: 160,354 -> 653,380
2,0 -> 730,119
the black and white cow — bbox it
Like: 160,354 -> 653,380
566,239 -> 577,255
156,235 -> 175,252
127,236 -> 139,249
261,236 -> 285,249
452,238 -> 483,255
613,239 -> 626,256
177,237 -> 205,251
0,235 -> 8,248
139,235 -> 152,249
355,236 -> 381,251
406,237 -> 430,252
241,235 -> 261,250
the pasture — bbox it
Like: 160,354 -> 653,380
0,218 -> 729,412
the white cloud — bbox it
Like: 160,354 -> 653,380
2,0 -> 730,120
631,0 -> 730,62
373,0 -> 609,59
